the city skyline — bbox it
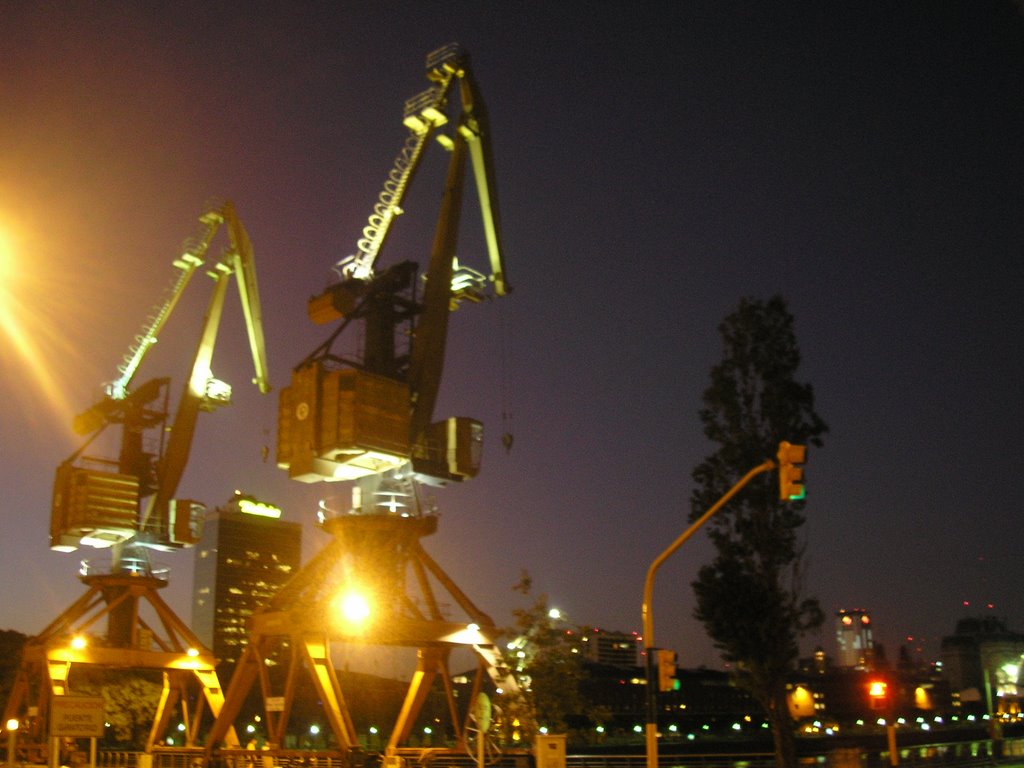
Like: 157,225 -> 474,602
1,2 -> 1022,671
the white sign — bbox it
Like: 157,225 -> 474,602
50,697 -> 105,738
266,696 -> 285,712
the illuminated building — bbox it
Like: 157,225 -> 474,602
836,608 -> 874,669
941,617 -> 1024,715
580,628 -> 639,668
191,493 -> 301,664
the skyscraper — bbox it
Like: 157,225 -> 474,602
836,608 -> 874,670
192,493 -> 301,665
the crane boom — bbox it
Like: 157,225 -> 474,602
104,214 -> 222,401
53,202 -> 270,557
140,201 -> 270,533
320,42 -> 508,299
279,43 -> 509,489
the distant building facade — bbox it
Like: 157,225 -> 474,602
192,493 -> 301,665
836,609 -> 874,669
579,629 -> 639,667
941,616 -> 1024,714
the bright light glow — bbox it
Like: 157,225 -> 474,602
0,208 -> 105,434
238,498 -> 282,519
6,719 -> 18,731
0,229 -> 14,284
186,647 -> 200,657
78,534 -> 123,549
70,635 -> 87,650
329,450 -> 408,481
336,589 -> 372,627
205,377 -> 232,405
548,608 -> 562,620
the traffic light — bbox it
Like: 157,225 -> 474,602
656,649 -> 677,692
776,441 -> 806,501
868,679 -> 888,709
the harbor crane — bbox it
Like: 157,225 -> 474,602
3,202 -> 269,760
208,44 -> 528,766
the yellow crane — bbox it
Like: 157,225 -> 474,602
4,202 -> 269,760
210,45 -> 528,766
278,41 -> 509,486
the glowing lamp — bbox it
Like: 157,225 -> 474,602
336,589 -> 371,628
237,498 -> 282,518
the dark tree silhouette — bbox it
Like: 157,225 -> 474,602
690,296 -> 827,768
0,629 -> 27,707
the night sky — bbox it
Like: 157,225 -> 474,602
1,1 -> 1022,672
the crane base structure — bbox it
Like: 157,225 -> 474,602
204,512 -> 530,766
2,571 -> 238,763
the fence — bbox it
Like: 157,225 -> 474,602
93,738 -> 1024,768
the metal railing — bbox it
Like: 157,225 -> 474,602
93,738 -> 1024,768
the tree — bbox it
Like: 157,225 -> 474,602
689,296 -> 827,768
507,572 -> 588,737
0,629 -> 28,708
74,668 -> 163,748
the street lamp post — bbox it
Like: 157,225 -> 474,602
6,719 -> 18,768
642,459 -> 775,768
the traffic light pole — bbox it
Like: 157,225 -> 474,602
641,459 -> 775,768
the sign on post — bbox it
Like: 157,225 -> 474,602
49,697 -> 105,738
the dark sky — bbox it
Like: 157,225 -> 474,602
1,1 -> 1022,671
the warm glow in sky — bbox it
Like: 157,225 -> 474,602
0,207 -> 97,435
